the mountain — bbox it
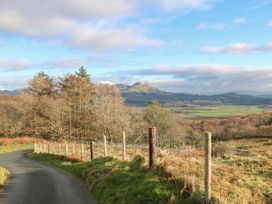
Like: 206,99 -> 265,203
2,83 -> 272,106
256,94 -> 272,99
119,83 -> 272,106
0,89 -> 20,95
116,82 -> 162,94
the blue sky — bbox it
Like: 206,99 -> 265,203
0,0 -> 272,94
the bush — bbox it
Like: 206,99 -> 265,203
212,143 -> 229,158
185,130 -> 204,148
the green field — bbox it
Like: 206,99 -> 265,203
171,105 -> 272,119
0,144 -> 33,154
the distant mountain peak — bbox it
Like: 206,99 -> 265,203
127,82 -> 161,93
132,82 -> 144,86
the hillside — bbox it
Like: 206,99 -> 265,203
118,82 -> 272,106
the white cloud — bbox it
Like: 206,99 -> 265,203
2,60 -> 272,94
234,17 -> 246,24
0,75 -> 30,90
0,58 -> 34,71
195,23 -> 226,30
97,64 -> 272,94
0,0 -> 218,51
0,54 -> 121,72
44,58 -> 88,69
99,81 -> 115,85
200,43 -> 272,54
68,25 -> 163,51
0,1 -> 159,51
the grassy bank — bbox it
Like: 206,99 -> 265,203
0,167 -> 9,188
0,137 -> 46,154
157,139 -> 272,203
0,144 -> 33,154
28,138 -> 272,203
28,153 -> 204,204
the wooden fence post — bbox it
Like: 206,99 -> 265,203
39,143 -> 42,153
48,143 -> 51,154
205,131 -> 212,204
34,143 -> 37,153
65,143 -> 68,156
43,143 -> 46,153
58,143 -> 61,155
104,135 -> 107,157
90,141 -> 94,161
52,143 -> 56,155
122,131 -> 126,161
73,143 -> 76,155
149,127 -> 157,169
81,144 -> 85,161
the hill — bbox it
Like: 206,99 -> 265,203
118,82 -> 272,106
2,83 -> 272,106
0,90 -> 20,95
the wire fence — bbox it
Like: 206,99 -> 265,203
33,129 -> 272,204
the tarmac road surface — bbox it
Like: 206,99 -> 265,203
0,150 -> 95,204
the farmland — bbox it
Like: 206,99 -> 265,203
171,105 -> 272,119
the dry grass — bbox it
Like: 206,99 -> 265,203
0,137 -> 44,146
36,138 -> 272,203
0,167 -> 9,188
0,137 -> 46,154
90,139 -> 272,203
157,139 -> 271,204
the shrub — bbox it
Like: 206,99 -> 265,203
185,130 -> 204,148
212,143 -> 229,158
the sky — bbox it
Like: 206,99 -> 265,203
0,0 -> 272,94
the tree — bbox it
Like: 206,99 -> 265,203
28,72 -> 56,96
58,67 -> 96,140
143,101 -> 173,146
93,84 -> 130,142
143,101 -> 171,131
19,72 -> 56,138
0,95 -> 23,137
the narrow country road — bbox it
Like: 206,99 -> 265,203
0,151 -> 95,204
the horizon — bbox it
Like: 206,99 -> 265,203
1,0 -> 272,94
1,79 -> 272,96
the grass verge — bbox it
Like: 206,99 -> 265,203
0,144 -> 33,154
28,153 -> 204,204
0,167 -> 9,188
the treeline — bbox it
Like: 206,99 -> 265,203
1,67 -> 272,146
0,67 -> 128,141
0,67 -> 190,147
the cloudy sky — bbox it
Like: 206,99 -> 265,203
0,0 -> 272,94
